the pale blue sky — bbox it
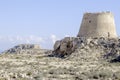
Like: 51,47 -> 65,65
0,0 -> 120,50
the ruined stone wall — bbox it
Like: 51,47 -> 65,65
3,44 -> 41,54
77,12 -> 117,38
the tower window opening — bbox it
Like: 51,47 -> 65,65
89,20 -> 91,23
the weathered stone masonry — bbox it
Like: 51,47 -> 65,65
77,12 -> 117,38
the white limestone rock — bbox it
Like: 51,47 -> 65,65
54,40 -> 61,51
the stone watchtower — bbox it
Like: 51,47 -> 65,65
77,12 -> 117,38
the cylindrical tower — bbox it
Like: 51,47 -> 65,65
77,12 -> 117,38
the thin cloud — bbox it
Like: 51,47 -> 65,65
50,34 -> 59,43
0,35 -> 59,50
65,35 -> 70,37
0,35 -> 44,44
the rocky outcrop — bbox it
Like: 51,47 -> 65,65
14,44 -> 40,49
53,37 -> 76,57
3,44 -> 41,54
53,37 -> 120,58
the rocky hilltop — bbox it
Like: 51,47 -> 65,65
53,37 -> 120,61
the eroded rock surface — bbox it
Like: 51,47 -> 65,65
53,37 -> 120,59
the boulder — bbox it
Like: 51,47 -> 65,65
60,42 -> 68,53
53,37 -> 81,57
54,40 -> 61,51
72,38 -> 80,50
63,37 -> 70,42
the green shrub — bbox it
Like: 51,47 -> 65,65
26,72 -> 32,76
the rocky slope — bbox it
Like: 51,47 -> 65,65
53,37 -> 120,60
1,38 -> 120,80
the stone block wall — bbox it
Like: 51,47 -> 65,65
77,12 -> 117,38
